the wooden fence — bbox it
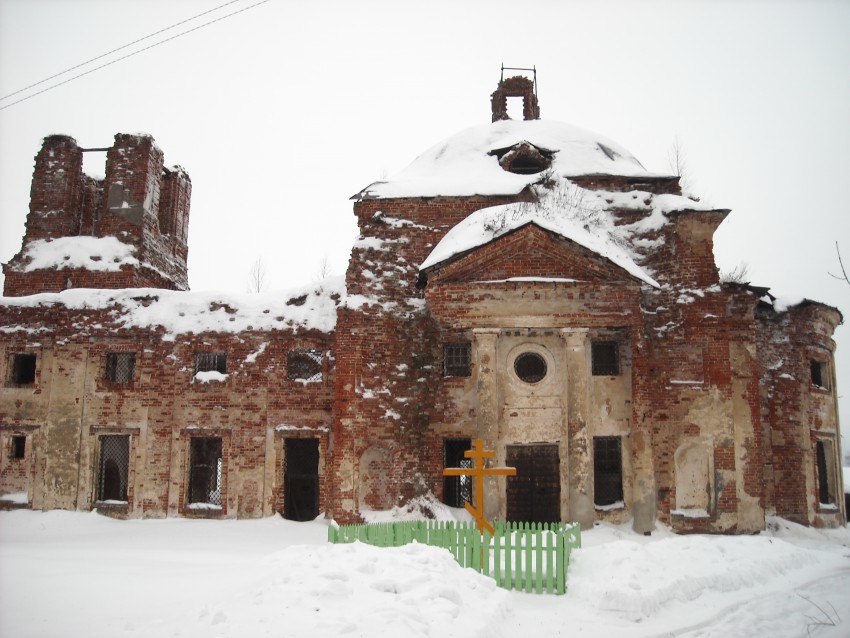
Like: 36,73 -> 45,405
327,520 -> 581,595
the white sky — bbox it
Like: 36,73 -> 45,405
1,0 -> 848,452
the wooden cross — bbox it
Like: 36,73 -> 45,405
443,438 -> 516,535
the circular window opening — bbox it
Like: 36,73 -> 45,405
514,352 -> 547,384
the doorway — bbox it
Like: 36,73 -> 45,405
506,444 -> 561,523
284,438 -> 319,521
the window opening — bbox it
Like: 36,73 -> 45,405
816,440 -> 834,505
10,435 -> 26,460
508,155 -> 547,174
505,95 -> 525,120
443,343 -> 472,377
592,341 -> 620,376
594,436 -> 624,506
97,435 -> 129,502
810,360 -> 829,390
514,351 -> 547,383
188,437 -> 223,507
443,439 -> 473,508
105,352 -> 136,384
287,349 -> 323,383
8,353 -> 36,386
195,352 -> 227,375
283,438 -> 320,521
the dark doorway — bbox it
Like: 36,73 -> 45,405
443,438 -> 472,508
284,438 -> 320,521
97,435 -> 129,502
506,444 -> 561,523
188,437 -> 223,507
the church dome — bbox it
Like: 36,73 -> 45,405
356,119 -> 662,200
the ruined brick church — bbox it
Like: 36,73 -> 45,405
0,76 -> 844,533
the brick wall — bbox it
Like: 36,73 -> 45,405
0,299 -> 336,519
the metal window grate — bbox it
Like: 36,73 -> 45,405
287,349 -> 323,382
195,351 -> 227,375
98,435 -> 129,502
514,352 -> 547,383
105,352 -> 136,384
593,436 -> 624,506
443,439 -> 472,508
189,437 -> 223,506
443,343 -> 471,377
591,341 -> 620,376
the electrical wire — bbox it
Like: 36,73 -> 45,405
0,0 -> 246,102
0,0 -> 270,112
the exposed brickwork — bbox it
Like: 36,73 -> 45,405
2,133 -> 190,297
0,118 -> 844,533
0,308 -> 335,518
491,75 -> 540,122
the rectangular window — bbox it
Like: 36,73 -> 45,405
97,435 -> 130,502
443,438 -> 472,508
443,343 -> 471,377
105,352 -> 136,384
195,352 -> 227,375
816,440 -> 835,505
811,360 -> 829,390
287,348 -> 323,383
594,436 -> 624,506
188,437 -> 223,507
10,434 -> 26,460
591,342 -> 619,376
8,353 -> 36,386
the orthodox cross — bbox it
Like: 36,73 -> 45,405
443,438 -> 517,535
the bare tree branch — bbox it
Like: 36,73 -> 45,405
720,262 -> 750,284
314,254 -> 331,282
828,242 -> 849,286
246,257 -> 267,293
667,134 -> 693,194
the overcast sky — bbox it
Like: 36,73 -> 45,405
1,0 -> 848,453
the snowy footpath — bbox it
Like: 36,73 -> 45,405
1,509 -> 848,638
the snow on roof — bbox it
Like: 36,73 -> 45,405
10,236 -> 139,273
755,287 -> 843,320
0,276 -> 345,340
357,119 -> 668,200
420,183 -> 660,288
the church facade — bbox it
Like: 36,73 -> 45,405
0,78 -> 844,533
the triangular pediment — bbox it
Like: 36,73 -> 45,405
424,223 -> 640,286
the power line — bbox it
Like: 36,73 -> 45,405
0,0 -> 270,112
0,0 -> 247,103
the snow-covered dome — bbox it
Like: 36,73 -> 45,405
357,119 -> 664,200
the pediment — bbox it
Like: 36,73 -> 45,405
424,223 -> 639,286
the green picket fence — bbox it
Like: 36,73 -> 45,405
327,520 -> 581,595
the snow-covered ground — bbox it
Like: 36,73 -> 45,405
1,509 -> 848,638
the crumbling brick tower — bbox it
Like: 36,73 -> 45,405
2,133 -> 191,296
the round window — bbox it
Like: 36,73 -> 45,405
514,352 -> 547,384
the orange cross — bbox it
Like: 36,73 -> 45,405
443,438 -> 516,535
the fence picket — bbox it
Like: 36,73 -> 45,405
328,519 -> 579,595
493,526 -> 502,587
524,526 -> 532,593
